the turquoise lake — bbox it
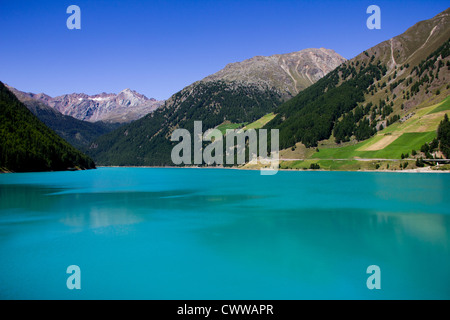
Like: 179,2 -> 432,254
0,167 -> 449,299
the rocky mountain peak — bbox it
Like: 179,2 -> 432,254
203,47 -> 346,97
10,87 -> 165,123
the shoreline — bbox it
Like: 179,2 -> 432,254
97,165 -> 450,173
3,165 -> 448,174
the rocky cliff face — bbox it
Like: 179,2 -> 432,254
203,48 -> 346,97
21,88 -> 164,123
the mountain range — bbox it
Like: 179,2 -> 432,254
0,82 -> 96,172
2,7 -> 449,172
6,84 -> 122,150
89,7 -> 450,168
266,7 -> 450,150
18,88 -> 164,123
86,48 -> 345,165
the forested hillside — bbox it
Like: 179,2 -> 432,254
0,82 -> 96,172
438,113 -> 450,157
88,80 -> 284,165
265,61 -> 388,148
266,7 -> 449,152
22,98 -> 120,150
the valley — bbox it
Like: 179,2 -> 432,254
1,1 -> 450,302
1,8 -> 449,173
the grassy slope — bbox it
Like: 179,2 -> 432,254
317,96 -> 448,158
210,112 -> 276,135
206,113 -> 276,139
313,131 -> 436,159
216,122 -> 247,134
204,122 -> 246,140
279,95 -> 449,170
429,95 -> 450,114
243,112 -> 276,130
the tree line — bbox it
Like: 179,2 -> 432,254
0,82 -> 96,172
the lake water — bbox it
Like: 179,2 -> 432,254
0,167 -> 449,299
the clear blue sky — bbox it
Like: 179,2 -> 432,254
1,0 -> 448,100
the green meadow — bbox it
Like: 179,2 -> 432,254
277,95 -> 449,170
244,112 -> 276,130
216,122 -> 246,134
313,131 -> 437,160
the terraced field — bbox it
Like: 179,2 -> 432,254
278,96 -> 449,170
312,96 -> 449,160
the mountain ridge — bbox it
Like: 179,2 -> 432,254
265,7 -> 450,151
18,88 -> 164,123
5,84 -> 122,150
0,82 -> 96,172
203,47 -> 346,98
87,47 -> 344,165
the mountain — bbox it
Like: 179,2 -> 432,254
6,85 -> 122,150
0,82 -> 96,172
204,48 -> 346,98
87,48 -> 345,166
272,95 -> 450,171
265,8 -> 450,150
25,88 -> 164,123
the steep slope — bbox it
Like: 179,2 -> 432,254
0,82 -> 96,172
6,85 -> 121,150
88,48 -> 344,166
25,88 -> 164,123
266,8 -> 450,150
276,96 -> 450,171
89,81 -> 284,165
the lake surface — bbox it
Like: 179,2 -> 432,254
0,168 -> 449,299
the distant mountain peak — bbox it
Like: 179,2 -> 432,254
119,88 -> 137,96
117,88 -> 150,102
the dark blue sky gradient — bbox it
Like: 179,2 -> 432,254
1,0 -> 448,99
